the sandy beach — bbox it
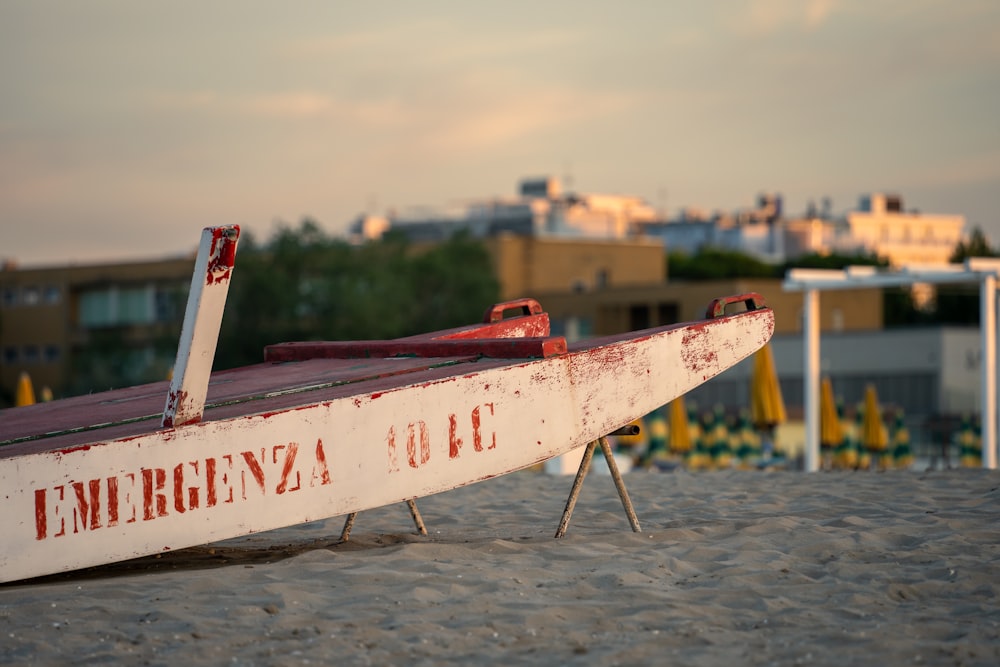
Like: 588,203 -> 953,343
2,467 -> 998,666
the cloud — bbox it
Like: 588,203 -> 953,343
279,19 -> 583,68
412,84 -> 636,156
734,0 -> 839,35
142,90 -> 407,126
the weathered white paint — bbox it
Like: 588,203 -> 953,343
0,307 -> 772,582
162,225 -> 240,428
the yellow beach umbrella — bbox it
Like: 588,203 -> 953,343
819,376 -> 842,470
15,371 -> 36,407
820,376 -> 843,448
750,344 -> 786,428
667,397 -> 692,454
861,383 -> 888,455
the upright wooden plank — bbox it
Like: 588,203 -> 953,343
162,225 -> 241,428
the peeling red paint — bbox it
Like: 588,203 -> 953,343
54,444 -> 92,456
681,325 -> 720,374
162,389 -> 190,428
205,226 -> 240,285
32,439 -> 333,541
448,414 -> 462,458
34,489 -> 46,540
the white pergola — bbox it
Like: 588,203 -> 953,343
783,258 -> 1000,472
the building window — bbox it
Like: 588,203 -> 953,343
22,286 -> 41,306
44,345 -> 61,362
629,304 -> 651,331
832,308 -> 845,332
595,269 -> 609,288
657,302 -> 679,326
79,289 -> 116,327
23,345 -> 40,363
2,288 -> 16,307
2,346 -> 16,363
119,286 -> 154,324
155,287 -> 184,322
79,285 -> 156,327
44,285 -> 61,304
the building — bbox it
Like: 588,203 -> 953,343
527,278 -> 882,342
637,194 -> 786,263
482,234 -> 666,302
351,177 -> 660,244
787,193 -> 966,267
0,257 -> 194,405
639,191 -> 967,272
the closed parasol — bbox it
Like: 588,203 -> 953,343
15,371 -> 35,407
750,344 -> 787,428
667,397 -> 692,454
820,376 -> 843,468
750,344 -> 786,461
819,378 -> 842,442
861,383 -> 889,468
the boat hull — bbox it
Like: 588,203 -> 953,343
0,307 -> 772,583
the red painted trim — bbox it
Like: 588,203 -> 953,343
263,337 -> 568,362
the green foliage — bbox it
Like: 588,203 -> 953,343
780,252 -> 887,272
928,226 -> 1000,325
667,248 -> 779,280
215,220 -> 500,370
950,226 -> 998,262
667,248 -> 886,281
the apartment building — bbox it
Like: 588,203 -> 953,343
0,257 -> 194,405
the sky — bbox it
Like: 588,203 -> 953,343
2,0 -> 999,266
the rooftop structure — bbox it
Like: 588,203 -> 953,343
350,177 -> 660,243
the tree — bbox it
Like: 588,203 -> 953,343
930,226 -> 1000,325
215,221 -> 500,370
950,226 -> 997,262
780,252 -> 886,273
667,248 -> 779,280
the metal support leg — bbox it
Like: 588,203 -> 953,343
339,499 -> 429,542
554,440 -> 598,538
339,512 -> 358,542
555,431 -> 641,538
598,436 -> 641,533
406,499 -> 428,535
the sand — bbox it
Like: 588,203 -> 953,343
2,467 -> 999,666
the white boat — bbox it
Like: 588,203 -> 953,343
0,226 -> 774,583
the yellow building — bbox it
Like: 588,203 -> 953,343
483,234 -> 665,301
0,257 -> 194,404
843,193 -> 965,267
785,193 -> 966,268
526,279 -> 882,341
479,234 -> 881,340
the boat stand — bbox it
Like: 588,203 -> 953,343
339,499 -> 428,542
338,424 -> 641,542
555,427 -> 641,538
